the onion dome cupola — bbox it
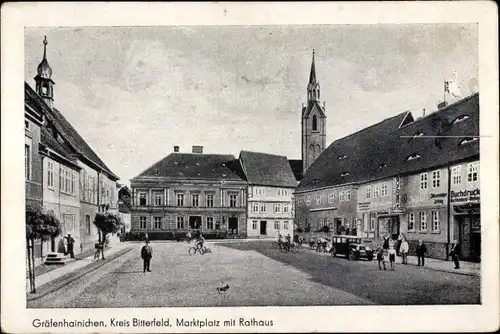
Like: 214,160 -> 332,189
34,36 -> 55,108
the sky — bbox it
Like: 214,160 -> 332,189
24,24 -> 478,185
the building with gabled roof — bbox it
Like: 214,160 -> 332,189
130,146 -> 248,240
25,36 -> 120,257
239,151 -> 298,238
294,93 -> 480,261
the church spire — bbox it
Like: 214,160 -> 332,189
34,35 -> 55,108
307,49 -> 320,103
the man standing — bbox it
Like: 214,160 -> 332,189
450,240 -> 461,269
65,234 -> 75,259
400,237 -> 409,264
416,240 -> 427,266
141,240 -> 153,273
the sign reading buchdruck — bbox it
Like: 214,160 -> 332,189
1,2 -> 498,333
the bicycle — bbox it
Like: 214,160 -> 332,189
280,242 -> 299,254
188,244 -> 207,255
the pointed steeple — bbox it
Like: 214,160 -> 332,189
309,49 -> 317,84
34,35 -> 55,108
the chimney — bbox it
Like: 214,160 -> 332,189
174,146 -> 180,152
192,145 -> 203,154
437,101 -> 448,109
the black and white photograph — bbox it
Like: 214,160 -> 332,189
2,2 -> 499,333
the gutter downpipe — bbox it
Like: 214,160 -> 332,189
446,165 -> 452,261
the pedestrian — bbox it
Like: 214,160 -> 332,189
376,244 -> 386,270
383,234 -> 390,250
416,239 -> 427,266
388,244 -> 396,270
141,240 -> 153,273
396,234 -> 403,256
449,239 -> 461,269
64,234 -> 75,259
400,237 -> 409,264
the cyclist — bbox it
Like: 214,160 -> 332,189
195,232 -> 205,251
285,233 -> 292,251
277,233 -> 284,247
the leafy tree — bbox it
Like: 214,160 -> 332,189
320,225 -> 330,233
26,204 -> 62,293
93,212 -> 123,260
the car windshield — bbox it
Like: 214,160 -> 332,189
358,245 -> 366,250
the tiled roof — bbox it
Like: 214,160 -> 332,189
239,151 -> 298,188
288,159 -> 303,181
135,153 -> 246,182
25,82 -> 119,180
297,93 -> 479,192
40,126 -> 76,164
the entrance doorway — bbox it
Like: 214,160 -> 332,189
189,216 -> 202,229
458,214 -> 481,262
228,217 -> 238,234
260,221 -> 267,235
378,216 -> 400,240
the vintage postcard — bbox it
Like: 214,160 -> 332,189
1,1 -> 499,333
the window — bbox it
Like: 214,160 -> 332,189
467,162 -> 479,182
419,212 -> 428,232
306,196 -> 311,206
452,166 -> 461,184
140,216 -> 147,229
139,192 -> 147,206
252,220 -> 258,230
25,144 -> 31,180
346,190 -> 351,201
312,115 -> 318,131
176,216 -> 184,229
432,170 -> 441,188
284,221 -> 289,230
432,211 -> 440,232
381,183 -> 388,196
47,161 -> 54,188
408,212 -> 415,231
277,189 -> 281,196
316,195 -> 321,205
25,120 -> 30,130
328,193 -> 335,203
192,194 -> 199,207
176,193 -> 184,206
71,172 -> 75,195
420,173 -> 428,190
154,192 -> 163,206
370,216 -> 376,231
366,186 -> 371,199
206,217 -> 214,229
274,221 -> 280,230
260,203 -> 266,213
339,191 -> 345,202
229,194 -> 237,207
59,167 -> 64,191
86,215 -> 91,234
206,194 -> 214,207
154,217 -> 162,229
283,203 -> 289,213
407,154 -> 421,161
65,170 -> 70,193
252,202 -> 259,213
374,185 -> 380,198
274,203 -> 281,213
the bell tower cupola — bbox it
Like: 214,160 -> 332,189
34,36 -> 55,109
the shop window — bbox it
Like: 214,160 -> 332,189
420,173 -> 428,190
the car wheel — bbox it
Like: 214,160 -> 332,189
348,250 -> 356,261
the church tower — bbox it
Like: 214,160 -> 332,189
34,36 -> 55,109
301,50 -> 326,173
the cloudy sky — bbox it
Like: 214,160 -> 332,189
24,24 -> 478,184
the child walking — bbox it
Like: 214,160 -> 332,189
376,245 -> 386,270
388,244 -> 397,271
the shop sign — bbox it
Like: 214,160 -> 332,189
430,192 -> 447,205
390,208 -> 406,215
357,201 -> 371,211
451,189 -> 480,203
401,193 -> 447,206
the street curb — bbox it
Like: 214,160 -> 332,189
26,247 -> 132,302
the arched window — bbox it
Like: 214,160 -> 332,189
308,144 -> 315,163
312,115 -> 318,131
315,144 -> 321,159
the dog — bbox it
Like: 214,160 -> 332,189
216,281 -> 230,294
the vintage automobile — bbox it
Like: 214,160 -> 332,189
329,235 -> 374,261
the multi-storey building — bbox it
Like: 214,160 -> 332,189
25,36 -> 119,256
296,93 -> 479,261
238,151 -> 297,238
130,146 -> 248,239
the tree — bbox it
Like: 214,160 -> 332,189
26,204 -> 62,293
93,212 -> 123,260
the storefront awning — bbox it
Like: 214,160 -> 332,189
453,203 -> 480,215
